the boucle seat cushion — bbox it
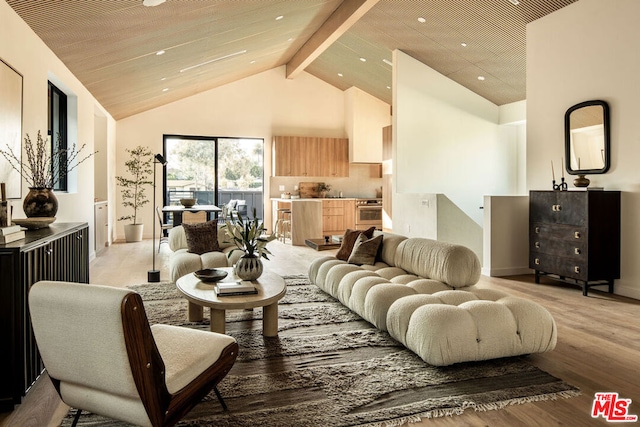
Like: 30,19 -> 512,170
386,289 -> 557,366
308,232 -> 557,366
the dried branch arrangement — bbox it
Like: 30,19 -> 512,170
0,130 -> 96,189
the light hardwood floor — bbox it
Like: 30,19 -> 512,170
2,238 -> 639,426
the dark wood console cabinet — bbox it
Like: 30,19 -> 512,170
0,223 -> 89,410
529,191 -> 620,296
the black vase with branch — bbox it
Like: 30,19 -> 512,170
0,131 -> 96,217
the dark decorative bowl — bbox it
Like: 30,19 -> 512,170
180,198 -> 197,208
194,268 -> 228,282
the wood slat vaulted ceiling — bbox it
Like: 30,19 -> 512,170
7,0 -> 576,120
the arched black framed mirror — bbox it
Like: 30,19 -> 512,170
564,100 -> 610,175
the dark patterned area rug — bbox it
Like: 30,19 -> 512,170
63,275 -> 579,427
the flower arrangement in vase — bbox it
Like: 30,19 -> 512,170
222,207 -> 276,280
317,182 -> 332,198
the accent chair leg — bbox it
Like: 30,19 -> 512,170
71,408 -> 83,427
213,385 -> 228,411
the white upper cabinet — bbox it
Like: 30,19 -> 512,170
344,87 -> 391,163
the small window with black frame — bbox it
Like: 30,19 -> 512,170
48,81 -> 68,191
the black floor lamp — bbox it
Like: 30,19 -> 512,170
148,153 -> 167,283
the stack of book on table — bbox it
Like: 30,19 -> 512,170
215,280 -> 257,296
0,225 -> 25,244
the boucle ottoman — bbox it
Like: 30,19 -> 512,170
309,231 -> 557,366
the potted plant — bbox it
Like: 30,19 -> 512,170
222,207 -> 276,280
317,182 -> 331,198
116,145 -> 153,242
0,131 -> 96,218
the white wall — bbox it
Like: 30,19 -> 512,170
483,195 -> 530,277
527,0 -> 640,299
1,1 -> 116,259
116,67 -> 353,240
393,50 -> 519,228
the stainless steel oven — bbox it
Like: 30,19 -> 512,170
355,199 -> 382,230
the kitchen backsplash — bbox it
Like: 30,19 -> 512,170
270,163 -> 382,198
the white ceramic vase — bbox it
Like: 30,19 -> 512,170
235,254 -> 263,280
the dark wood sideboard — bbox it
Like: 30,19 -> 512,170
0,222 -> 89,411
529,191 -> 620,296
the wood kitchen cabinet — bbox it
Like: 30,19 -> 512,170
319,137 -> 349,177
273,136 -> 348,177
322,199 -> 355,236
529,190 -> 620,296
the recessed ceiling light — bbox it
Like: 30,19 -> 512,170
250,60 -> 256,64
461,42 -> 467,47
160,77 -> 166,81
418,17 -> 426,23
477,76 -> 486,81
143,0 -> 165,6
382,59 -> 393,66
507,0 -> 520,5
359,57 -> 367,62
156,50 -> 165,56
387,86 -> 391,90
338,73 -> 343,77
276,15 -> 284,20
162,88 -> 169,92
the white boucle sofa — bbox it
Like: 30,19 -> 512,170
308,231 -> 557,366
168,225 -> 242,283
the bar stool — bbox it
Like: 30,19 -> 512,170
274,208 -> 291,243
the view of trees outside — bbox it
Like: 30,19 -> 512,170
165,137 -> 263,193
219,138 -> 263,190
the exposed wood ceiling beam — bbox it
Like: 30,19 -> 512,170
286,0 -> 380,79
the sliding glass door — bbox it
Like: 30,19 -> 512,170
163,135 -> 264,221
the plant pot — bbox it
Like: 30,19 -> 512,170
24,187 -> 58,218
124,224 -> 144,242
235,254 -> 263,281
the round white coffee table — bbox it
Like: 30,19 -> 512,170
175,267 -> 286,337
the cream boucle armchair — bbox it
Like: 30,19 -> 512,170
309,231 -> 557,366
29,281 -> 238,427
168,224 -> 242,283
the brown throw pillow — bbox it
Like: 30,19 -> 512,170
182,220 -> 221,255
348,234 -> 383,266
335,227 -> 376,261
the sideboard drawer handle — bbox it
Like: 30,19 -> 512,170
574,248 -> 581,255
535,242 -> 540,249
551,204 -> 562,212
535,258 -> 540,265
574,266 -> 580,274
574,231 -> 581,239
535,226 -> 540,234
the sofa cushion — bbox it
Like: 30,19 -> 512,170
373,231 -> 408,266
394,238 -> 480,288
182,221 -> 221,255
347,234 -> 383,266
336,227 -> 375,261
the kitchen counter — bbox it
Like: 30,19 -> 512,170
270,197 -> 356,202
270,197 -> 363,246
271,198 -> 322,245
